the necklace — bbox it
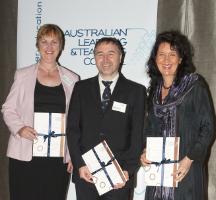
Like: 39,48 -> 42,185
162,84 -> 171,90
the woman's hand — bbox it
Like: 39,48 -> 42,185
140,149 -> 151,166
67,160 -> 73,173
18,126 -> 37,141
174,156 -> 193,182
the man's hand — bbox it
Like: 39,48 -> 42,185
113,170 -> 129,189
79,166 -> 94,183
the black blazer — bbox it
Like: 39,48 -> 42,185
66,73 -> 146,182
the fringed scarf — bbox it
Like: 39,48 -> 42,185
152,73 -> 198,200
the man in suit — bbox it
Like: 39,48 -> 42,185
67,37 -> 146,200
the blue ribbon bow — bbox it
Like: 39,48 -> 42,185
37,113 -> 65,157
151,137 -> 179,186
92,147 -> 115,188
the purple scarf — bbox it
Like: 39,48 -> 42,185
152,73 -> 198,200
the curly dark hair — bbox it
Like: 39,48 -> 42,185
147,30 -> 196,100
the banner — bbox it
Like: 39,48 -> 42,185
17,0 -> 158,199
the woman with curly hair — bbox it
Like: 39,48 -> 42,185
140,30 -> 214,200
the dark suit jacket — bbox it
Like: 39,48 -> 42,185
66,73 -> 146,184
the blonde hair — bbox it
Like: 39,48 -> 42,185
36,24 -> 65,50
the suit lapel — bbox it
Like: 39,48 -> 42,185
22,64 -> 38,125
110,73 -> 126,100
91,76 -> 104,115
58,67 -> 74,103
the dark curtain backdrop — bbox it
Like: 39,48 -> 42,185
157,1 -> 216,199
0,0 -> 215,200
0,0 -> 17,200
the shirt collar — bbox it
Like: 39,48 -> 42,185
98,73 -> 119,83
98,73 -> 119,97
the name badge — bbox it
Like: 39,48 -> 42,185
112,101 -> 127,113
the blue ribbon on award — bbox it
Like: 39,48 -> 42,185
151,137 -> 179,186
37,113 -> 65,157
92,147 -> 115,188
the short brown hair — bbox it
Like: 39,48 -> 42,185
94,37 -> 125,69
94,37 -> 124,56
36,24 -> 65,50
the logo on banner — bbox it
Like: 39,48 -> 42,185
64,28 -> 155,67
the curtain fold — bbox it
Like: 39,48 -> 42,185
0,1 -> 18,200
157,1 -> 216,200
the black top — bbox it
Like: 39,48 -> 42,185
144,75 -> 215,200
34,80 -> 66,113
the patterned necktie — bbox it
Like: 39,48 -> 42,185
101,81 -> 112,112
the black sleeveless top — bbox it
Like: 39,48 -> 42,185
34,80 -> 66,113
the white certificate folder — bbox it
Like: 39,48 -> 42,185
144,137 -> 180,187
33,112 -> 65,157
82,140 -> 127,196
